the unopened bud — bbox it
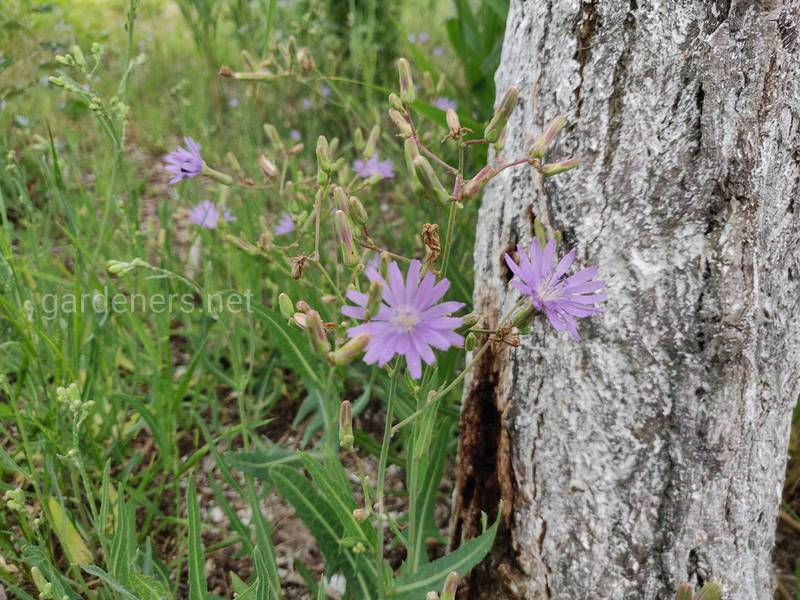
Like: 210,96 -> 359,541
388,93 -> 404,111
484,85 -> 518,143
464,333 -> 477,351
333,186 -> 350,213
219,65 -> 235,78
291,312 -> 307,328
72,45 -> 86,68
446,109 -> 461,137
331,333 -> 369,366
316,135 -> 332,172
263,123 -> 281,147
338,400 -> 354,449
353,508 -> 368,522
541,157 -> 579,177
305,310 -> 329,356
296,300 -> 311,313
441,572 -> 459,600
413,156 -> 449,205
426,594 -> 440,600
388,109 -> 413,139
533,216 -> 547,247
364,125 -> 380,158
257,154 -> 278,178
349,197 -> 367,226
458,312 -> 479,331
404,137 -> 420,178
397,58 -> 415,105
201,164 -> 234,186
422,71 -> 435,93
296,47 -> 315,71
462,165 -> 495,198
529,115 -> 567,158
366,280 -> 383,319
278,293 -> 294,319
335,210 -> 358,266
354,128 -> 365,151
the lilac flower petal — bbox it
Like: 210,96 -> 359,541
342,260 -> 464,378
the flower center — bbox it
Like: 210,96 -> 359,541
389,306 -> 420,334
536,278 -> 562,303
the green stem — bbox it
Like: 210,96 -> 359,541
375,365 -> 400,598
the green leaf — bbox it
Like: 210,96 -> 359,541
130,570 -> 172,600
82,565 -> 140,600
388,508 -> 502,599
110,490 -> 134,587
186,477 -> 208,600
270,465 -> 377,599
46,497 -> 93,566
229,443 -> 302,481
246,481 -> 282,598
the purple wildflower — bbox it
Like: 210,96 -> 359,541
432,46 -> 444,57
165,137 -> 204,184
353,155 -> 394,179
289,129 -> 302,141
504,239 -> 606,342
301,97 -> 313,110
320,85 -> 331,98
188,200 -> 235,230
342,260 -> 464,378
418,32 -> 430,44
434,97 -> 457,111
228,97 -> 240,108
274,213 -> 294,236
407,33 -> 417,44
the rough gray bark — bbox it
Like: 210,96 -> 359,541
450,1 -> 800,599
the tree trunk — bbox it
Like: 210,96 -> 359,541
450,1 -> 800,599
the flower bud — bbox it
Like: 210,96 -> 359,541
364,125 -> 380,158
278,293 -> 294,320
441,572 -> 459,600
461,165 -> 495,198
493,122 -> 509,153
201,164 -> 234,186
295,300 -> 311,313
484,85 -> 518,143
263,123 -> 281,147
458,312 -> 479,331
339,400 -> 354,449
533,215 -> 547,248
413,156 -> 449,205
316,135 -> 332,172
464,332 -> 477,351
296,47 -> 315,71
305,310 -> 329,356
257,154 -> 278,178
541,157 -> 579,177
333,186 -> 350,213
446,108 -> 461,137
72,45 -> 86,68
366,280 -> 383,319
388,93 -> 404,111
426,594 -> 440,600
404,137 -> 420,178
291,312 -> 307,328
354,128 -> 365,151
423,71 -> 435,93
349,197 -> 368,226
397,58 -> 415,105
388,109 -> 413,139
335,209 -> 358,265
331,333 -> 370,366
353,508 -> 368,522
529,114 -> 567,158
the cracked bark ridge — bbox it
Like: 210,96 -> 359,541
450,1 -> 800,599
